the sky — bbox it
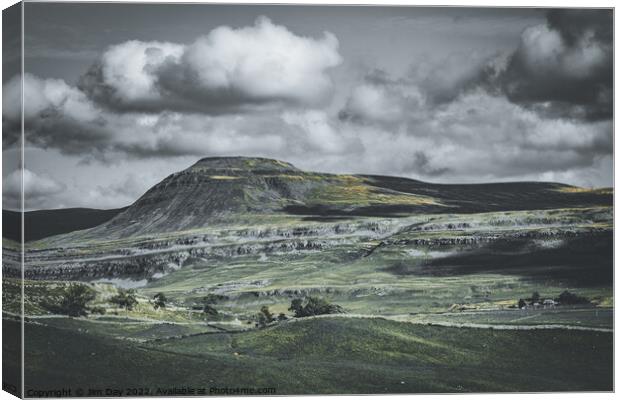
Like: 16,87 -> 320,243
1,4 -> 613,210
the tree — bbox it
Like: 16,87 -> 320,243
288,297 -> 343,318
153,293 -> 167,310
556,290 -> 589,305
288,298 -> 304,317
110,289 -> 138,311
46,284 -> 96,317
518,299 -> 526,309
256,305 -> 274,328
531,291 -> 541,304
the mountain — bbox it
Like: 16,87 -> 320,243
77,157 -> 423,237
77,156 -> 610,239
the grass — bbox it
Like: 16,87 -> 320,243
308,175 -> 444,207
406,307 -> 613,329
35,316 -> 218,341
18,316 -> 612,394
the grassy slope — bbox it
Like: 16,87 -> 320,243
361,175 -> 612,213
20,317 -> 612,394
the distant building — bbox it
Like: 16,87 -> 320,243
543,299 -> 557,308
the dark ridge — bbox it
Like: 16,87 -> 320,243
2,207 -> 128,242
360,175 -> 612,213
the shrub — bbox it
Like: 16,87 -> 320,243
200,294 -> 226,316
110,289 -> 138,311
153,293 -> 167,310
256,306 -> 274,328
203,304 -> 218,316
90,306 -> 107,315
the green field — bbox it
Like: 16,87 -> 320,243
11,317 -> 612,395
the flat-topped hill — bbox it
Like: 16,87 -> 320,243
26,156 -> 612,239
188,157 -> 300,173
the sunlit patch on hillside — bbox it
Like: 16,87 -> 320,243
554,187 -> 613,195
209,175 -> 242,180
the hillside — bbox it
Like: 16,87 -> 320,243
2,207 -> 127,242
16,317 -> 612,393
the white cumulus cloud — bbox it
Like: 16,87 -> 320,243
79,17 -> 342,113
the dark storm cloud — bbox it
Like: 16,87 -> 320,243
496,9 -> 613,121
547,9 -> 612,46
2,3 -> 22,152
2,3 -> 21,83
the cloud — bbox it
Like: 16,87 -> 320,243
336,65 -> 612,186
282,110 -> 362,155
339,70 -> 425,127
79,16 -> 342,113
79,40 -> 185,110
6,63 -> 612,193
496,9 -> 612,120
339,50 -> 500,126
410,51 -> 500,104
340,9 -> 613,125
4,71 -> 358,164
3,168 -> 66,210
3,73 -> 106,150
86,174 -> 151,209
4,74 -> 292,160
